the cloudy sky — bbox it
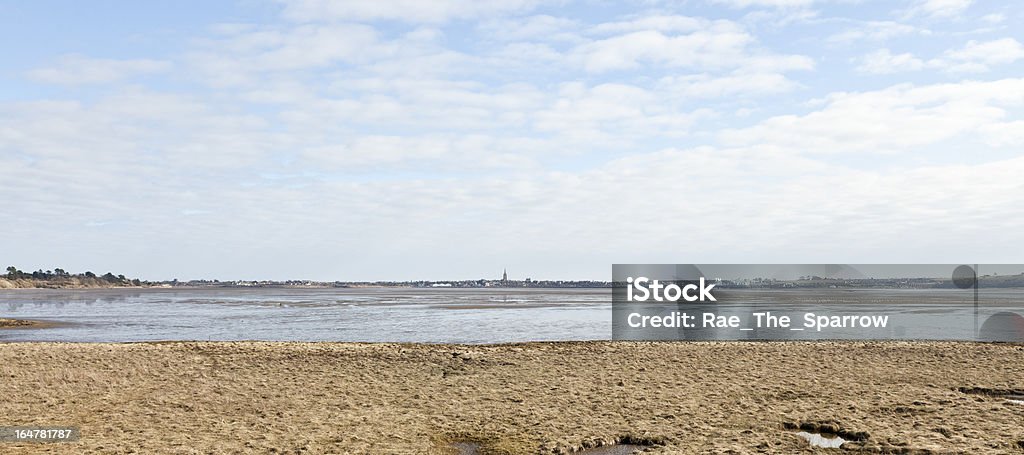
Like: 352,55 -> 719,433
1,0 -> 1023,281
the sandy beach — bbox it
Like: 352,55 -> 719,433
0,341 -> 1021,454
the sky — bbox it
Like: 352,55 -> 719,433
1,0 -> 1023,281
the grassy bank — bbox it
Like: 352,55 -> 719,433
0,278 -> 144,289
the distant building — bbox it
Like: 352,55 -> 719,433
501,268 -> 508,286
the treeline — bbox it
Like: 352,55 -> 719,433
4,266 -> 143,287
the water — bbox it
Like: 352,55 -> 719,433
0,288 -> 610,343
794,431 -> 846,448
1,287 -> 1022,343
450,441 -> 641,454
579,444 -> 644,454
451,441 -> 481,455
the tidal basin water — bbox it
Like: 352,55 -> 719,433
1,287 -> 1022,343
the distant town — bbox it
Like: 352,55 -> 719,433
160,269 -> 611,288
4,265 -> 1024,289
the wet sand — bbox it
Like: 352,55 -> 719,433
0,318 -> 65,329
0,318 -> 36,327
0,341 -> 1021,454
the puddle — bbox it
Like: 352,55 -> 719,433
786,422 -> 868,442
579,444 -> 644,454
794,431 -> 846,449
453,441 -> 642,455
451,441 -> 481,455
784,421 -> 867,449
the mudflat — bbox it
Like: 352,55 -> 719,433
0,318 -> 37,328
0,318 -> 65,329
0,341 -> 1021,454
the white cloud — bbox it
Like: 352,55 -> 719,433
903,0 -> 974,18
589,14 -> 705,34
719,78 -> 1024,153
713,0 -> 816,7
477,15 -> 581,42
570,19 -> 813,73
981,13 -> 1005,23
187,23 -> 384,85
27,55 -> 171,85
532,82 -> 710,141
0,90 -> 279,173
275,0 -> 542,23
827,21 -> 926,44
657,72 -> 800,97
855,49 -> 925,74
300,135 -> 539,170
857,39 -> 1024,75
572,29 -> 742,72
936,38 -> 1024,72
979,121 -> 1024,147
314,78 -> 548,131
186,23 -> 479,88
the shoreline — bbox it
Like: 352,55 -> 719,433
1,336 -> 1023,345
0,286 -> 615,289
1,340 -> 1021,453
